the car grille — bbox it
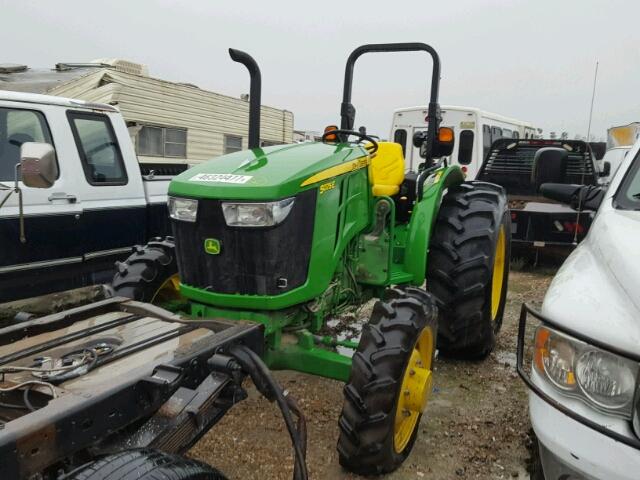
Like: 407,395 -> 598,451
172,189 -> 316,296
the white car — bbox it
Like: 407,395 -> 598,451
518,137 -> 640,479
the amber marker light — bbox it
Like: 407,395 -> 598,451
324,125 -> 338,142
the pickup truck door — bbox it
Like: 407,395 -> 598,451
0,104 -> 84,302
67,110 -> 147,285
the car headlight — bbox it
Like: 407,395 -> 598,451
169,196 -> 198,222
535,328 -> 577,391
534,326 -> 639,418
221,198 -> 294,227
576,350 -> 637,410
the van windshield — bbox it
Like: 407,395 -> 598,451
614,148 -> 640,210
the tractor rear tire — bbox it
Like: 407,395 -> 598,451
337,288 -> 437,475
70,449 -> 227,480
427,181 -> 510,359
111,237 -> 181,304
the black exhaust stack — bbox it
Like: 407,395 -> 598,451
229,48 -> 261,149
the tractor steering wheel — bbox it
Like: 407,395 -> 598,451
321,129 -> 379,154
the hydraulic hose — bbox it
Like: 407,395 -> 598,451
228,344 -> 308,480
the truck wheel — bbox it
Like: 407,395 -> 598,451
427,181 -> 510,359
111,237 -> 182,305
70,449 -> 227,480
337,289 -> 438,475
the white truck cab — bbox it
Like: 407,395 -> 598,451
518,137 -> 640,479
0,91 -> 182,302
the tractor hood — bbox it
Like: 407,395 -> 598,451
542,204 -> 640,357
169,142 -> 368,200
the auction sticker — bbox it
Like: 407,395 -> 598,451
190,173 -> 253,184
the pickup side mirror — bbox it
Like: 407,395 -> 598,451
20,142 -> 57,188
540,183 -> 605,211
599,160 -> 611,177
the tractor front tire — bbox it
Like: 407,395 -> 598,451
70,448 -> 227,480
111,237 -> 181,304
427,181 -> 510,359
337,288 -> 437,475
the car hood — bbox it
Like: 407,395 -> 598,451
542,204 -> 640,357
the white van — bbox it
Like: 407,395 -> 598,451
390,105 -> 537,178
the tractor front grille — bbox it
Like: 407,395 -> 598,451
172,189 -> 316,296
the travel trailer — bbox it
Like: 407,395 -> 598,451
0,60 -> 294,166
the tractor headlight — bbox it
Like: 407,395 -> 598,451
168,196 -> 198,222
534,326 -> 639,418
221,198 -> 295,227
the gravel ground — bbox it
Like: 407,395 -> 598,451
0,268 -> 555,479
188,270 -> 554,480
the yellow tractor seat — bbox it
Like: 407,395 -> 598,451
368,141 -> 405,196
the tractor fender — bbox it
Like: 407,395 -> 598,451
404,166 -> 465,285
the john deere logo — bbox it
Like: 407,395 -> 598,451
204,238 -> 221,255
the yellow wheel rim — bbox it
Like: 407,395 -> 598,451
151,273 -> 182,304
393,326 -> 434,454
490,225 -> 506,321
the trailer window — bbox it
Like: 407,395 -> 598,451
491,127 -> 503,143
224,135 -> 243,154
393,129 -> 408,157
513,131 -> 520,139
138,125 -> 187,158
0,108 -> 56,182
458,130 -> 474,165
261,140 -> 282,147
503,128 -> 512,139
68,112 -> 127,185
165,128 -> 187,157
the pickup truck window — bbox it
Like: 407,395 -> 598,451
614,149 -> 640,210
68,112 -> 127,185
0,107 -> 56,182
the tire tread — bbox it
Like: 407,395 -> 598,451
426,181 -> 510,358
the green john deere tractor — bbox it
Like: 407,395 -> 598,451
113,42 -> 510,474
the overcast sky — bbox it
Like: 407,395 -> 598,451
2,0 -> 639,140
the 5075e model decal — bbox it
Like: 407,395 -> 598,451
190,173 -> 253,184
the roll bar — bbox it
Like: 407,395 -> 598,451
229,48 -> 262,149
340,42 -> 442,162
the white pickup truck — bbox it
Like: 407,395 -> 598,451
0,91 -> 185,303
517,137 -> 640,479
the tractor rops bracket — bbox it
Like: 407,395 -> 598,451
339,42 -> 442,164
